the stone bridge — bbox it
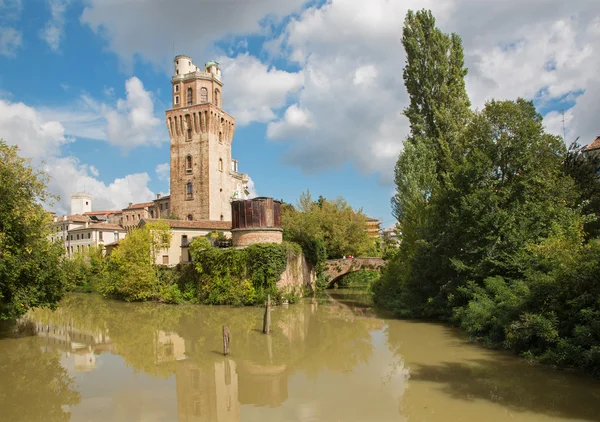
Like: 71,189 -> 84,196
324,258 -> 385,286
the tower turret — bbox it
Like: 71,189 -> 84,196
166,55 -> 248,222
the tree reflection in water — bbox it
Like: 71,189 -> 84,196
0,327 -> 80,422
384,320 -> 600,422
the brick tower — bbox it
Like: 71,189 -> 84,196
166,55 -> 249,221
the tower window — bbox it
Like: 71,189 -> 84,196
214,89 -> 220,107
186,182 -> 193,200
200,87 -> 207,103
185,114 -> 192,141
187,87 -> 193,105
219,132 -> 222,143
174,84 -> 179,92
176,69 -> 179,75
186,155 -> 192,174
218,158 -> 223,172
220,214 -> 224,221
175,95 -> 179,105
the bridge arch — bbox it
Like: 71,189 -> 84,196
324,258 -> 385,287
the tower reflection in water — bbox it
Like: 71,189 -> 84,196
23,294 -> 387,422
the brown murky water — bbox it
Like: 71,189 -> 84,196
1,291 -> 599,422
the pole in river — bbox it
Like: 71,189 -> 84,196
263,294 -> 271,334
223,325 -> 230,355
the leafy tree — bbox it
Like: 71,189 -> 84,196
564,140 -> 600,237
375,8 -> 600,376
282,190 -> 372,259
98,222 -> 172,301
378,9 -> 472,316
0,140 -> 66,319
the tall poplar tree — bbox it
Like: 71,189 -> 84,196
383,10 -> 472,316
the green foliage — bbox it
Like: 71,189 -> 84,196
334,270 -> 380,289
374,9 -> 600,376
282,190 -> 373,259
157,283 -> 183,304
189,239 -> 300,305
98,227 -> 156,301
94,223 -> 177,302
564,141 -> 600,237
0,140 -> 67,319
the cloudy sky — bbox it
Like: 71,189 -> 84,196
1,0 -> 599,227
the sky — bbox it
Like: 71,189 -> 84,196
1,0 -> 599,229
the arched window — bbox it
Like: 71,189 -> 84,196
187,87 -> 193,105
187,214 -> 193,221
219,132 -> 222,143
200,87 -> 208,103
220,214 -> 224,221
214,89 -> 220,107
186,155 -> 192,173
218,158 -> 223,172
186,182 -> 193,199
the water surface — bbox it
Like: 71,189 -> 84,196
1,291 -> 599,422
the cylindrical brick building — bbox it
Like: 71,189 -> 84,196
231,197 -> 283,247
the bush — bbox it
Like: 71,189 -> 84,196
158,283 -> 183,304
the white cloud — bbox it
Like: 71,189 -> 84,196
217,54 -> 303,125
103,77 -> 162,148
80,0 -> 308,70
0,99 -> 72,160
44,157 -> 154,214
0,27 -> 21,56
0,98 -> 156,215
40,76 -> 165,149
40,0 -> 70,52
155,162 -> 169,182
262,0 -> 600,181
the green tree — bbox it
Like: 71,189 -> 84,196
564,141 -> 600,237
0,140 -> 66,319
377,9 -> 472,316
99,222 -> 172,301
282,190 -> 372,259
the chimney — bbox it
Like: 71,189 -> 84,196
157,193 -> 161,199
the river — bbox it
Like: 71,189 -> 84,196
0,290 -> 599,422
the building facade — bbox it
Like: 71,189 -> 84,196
365,217 -> 381,239
134,219 -> 231,265
66,223 -> 126,256
166,55 -> 249,223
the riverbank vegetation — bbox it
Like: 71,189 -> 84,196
60,235 -> 303,306
373,9 -> 600,376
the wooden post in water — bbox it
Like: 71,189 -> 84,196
223,325 -> 230,355
263,294 -> 271,334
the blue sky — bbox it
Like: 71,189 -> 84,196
1,0 -> 599,229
